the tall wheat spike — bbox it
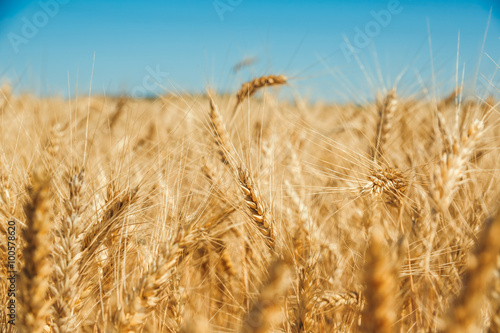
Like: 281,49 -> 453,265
373,88 -> 397,163
237,166 -> 275,250
431,119 -> 484,211
19,170 -> 52,333
209,95 -> 234,165
50,168 -> 85,333
241,259 -> 291,333
116,224 -> 205,331
444,209 -> 500,333
361,228 -> 397,333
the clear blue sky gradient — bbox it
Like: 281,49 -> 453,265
0,0 -> 499,102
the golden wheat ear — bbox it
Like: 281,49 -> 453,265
373,88 -> 397,163
207,95 -> 275,250
51,168 -> 85,332
19,169 -> 52,333
361,167 -> 408,207
240,259 -> 291,333
361,228 -> 398,333
114,224 -> 205,331
208,95 -> 235,165
237,166 -> 275,250
431,119 -> 484,212
444,209 -> 500,333
108,96 -> 128,131
233,75 -> 287,113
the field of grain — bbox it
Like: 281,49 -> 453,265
0,75 -> 499,332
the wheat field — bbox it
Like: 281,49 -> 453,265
0,73 -> 499,333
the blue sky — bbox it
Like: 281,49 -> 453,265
0,0 -> 499,102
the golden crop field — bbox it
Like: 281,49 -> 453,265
0,74 -> 499,332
